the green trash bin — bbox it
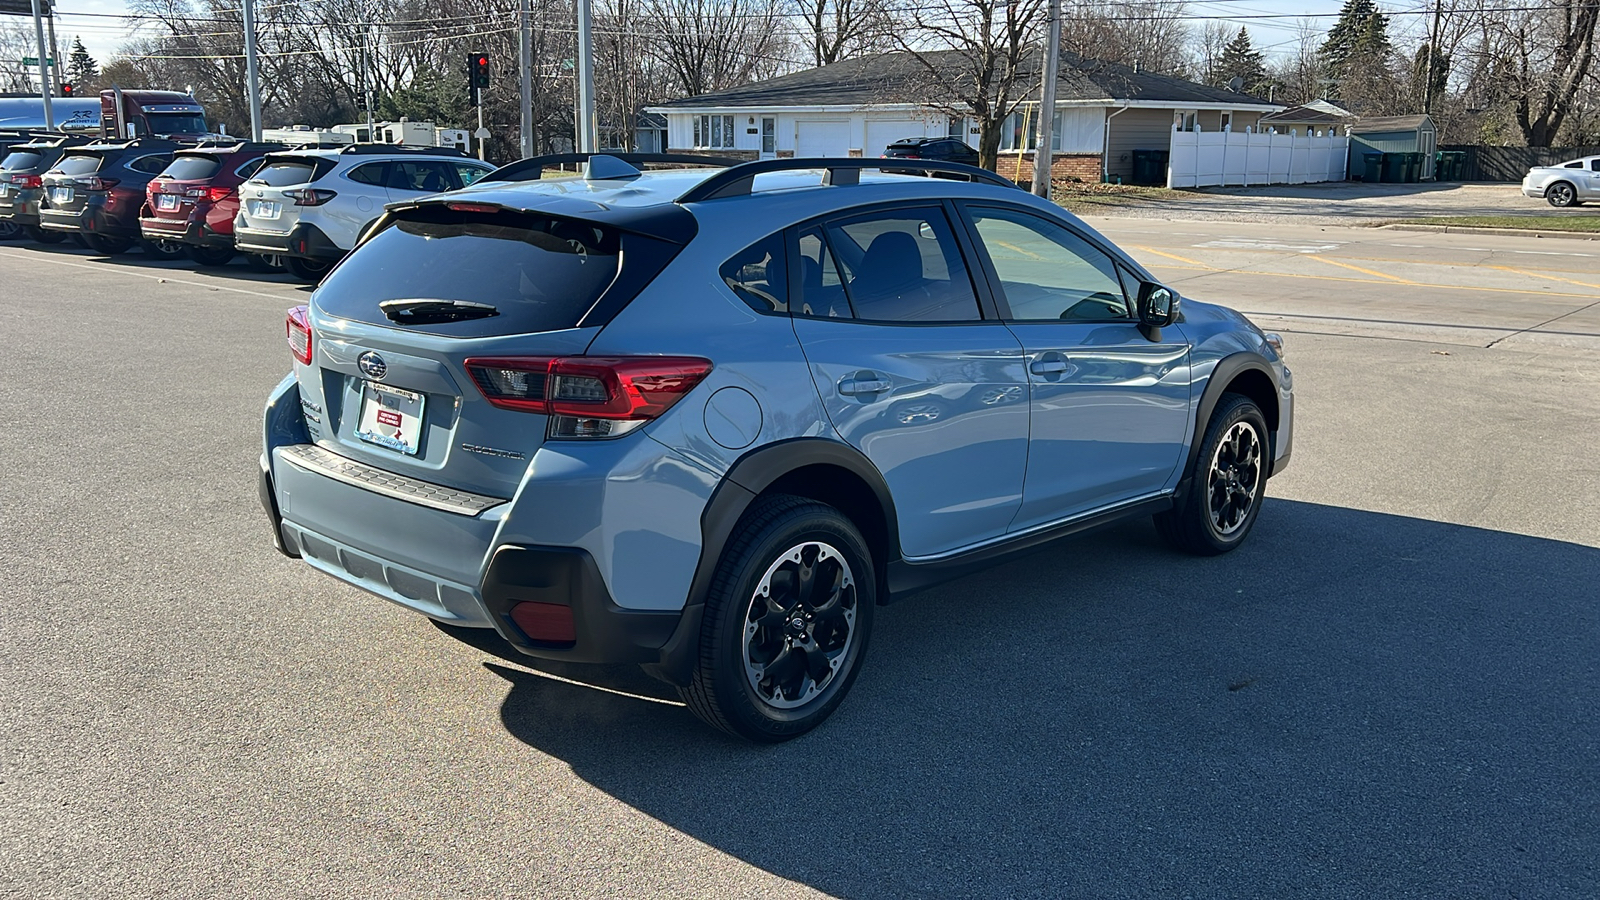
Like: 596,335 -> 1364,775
1381,152 -> 1406,183
1362,153 -> 1383,183
1131,149 -> 1166,186
1410,152 -> 1426,182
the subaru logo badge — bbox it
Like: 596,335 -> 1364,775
358,351 -> 387,380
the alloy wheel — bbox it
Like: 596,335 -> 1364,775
1207,421 -> 1262,536
1548,183 -> 1575,207
742,541 -> 858,709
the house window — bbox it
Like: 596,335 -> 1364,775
948,116 -> 964,138
1176,111 -> 1198,132
1000,109 -> 1067,151
693,114 -> 736,149
1220,112 -> 1233,133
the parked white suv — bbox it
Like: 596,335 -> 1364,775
234,145 -> 494,281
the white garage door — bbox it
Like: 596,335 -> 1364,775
796,120 -> 850,158
865,120 -> 931,158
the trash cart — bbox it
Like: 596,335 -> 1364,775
1362,153 -> 1383,183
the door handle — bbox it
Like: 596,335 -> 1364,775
837,372 -> 891,396
1029,355 -> 1069,375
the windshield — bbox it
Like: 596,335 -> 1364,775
316,206 -> 622,338
146,113 -> 208,135
1,150 -> 42,171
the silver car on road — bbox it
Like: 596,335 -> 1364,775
1521,156 -> 1600,207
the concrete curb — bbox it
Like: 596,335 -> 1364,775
1381,224 -> 1600,241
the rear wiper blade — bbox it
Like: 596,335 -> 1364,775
379,299 -> 499,325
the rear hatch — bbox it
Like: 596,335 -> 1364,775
296,201 -> 686,499
40,150 -> 107,215
239,155 -> 332,234
0,147 -> 45,212
147,151 -> 223,223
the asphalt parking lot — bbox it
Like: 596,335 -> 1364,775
2,227 -> 1597,899
1092,181 -> 1600,225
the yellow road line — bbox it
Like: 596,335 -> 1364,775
1485,265 -> 1600,290
1128,245 -> 1215,268
1308,255 -> 1417,284
1140,261 -> 1600,301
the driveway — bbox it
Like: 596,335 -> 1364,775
1091,182 -> 1596,225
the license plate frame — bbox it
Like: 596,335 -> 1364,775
250,199 -> 279,220
50,186 -> 72,204
355,382 -> 426,456
155,193 -> 180,211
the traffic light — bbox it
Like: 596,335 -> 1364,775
60,82 -> 74,97
468,53 -> 490,105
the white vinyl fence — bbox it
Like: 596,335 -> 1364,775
1167,127 -> 1349,188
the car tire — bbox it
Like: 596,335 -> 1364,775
185,244 -> 236,267
1546,181 -> 1578,208
680,494 -> 875,743
24,225 -> 65,244
244,253 -> 284,273
1154,393 -> 1270,556
141,238 -> 187,260
283,255 -> 333,283
0,220 -> 21,240
83,234 -> 132,255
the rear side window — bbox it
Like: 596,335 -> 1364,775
161,156 -> 221,181
721,233 -> 787,313
346,162 -> 388,185
2,151 -> 42,170
252,160 -> 321,187
316,207 -> 624,338
52,154 -> 102,176
127,155 -> 172,174
235,158 -> 266,179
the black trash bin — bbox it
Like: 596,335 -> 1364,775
1362,153 -> 1383,183
1131,149 -> 1168,186
1381,152 -> 1406,183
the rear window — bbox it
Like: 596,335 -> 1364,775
1,150 -> 42,171
52,154 -> 102,176
252,160 -> 322,187
161,156 -> 221,181
316,206 -> 625,338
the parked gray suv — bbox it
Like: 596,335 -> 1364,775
259,154 -> 1294,741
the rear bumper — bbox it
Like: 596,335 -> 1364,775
0,192 -> 41,226
39,204 -> 135,237
236,221 -> 342,260
1521,183 -> 1545,199
140,216 -> 231,247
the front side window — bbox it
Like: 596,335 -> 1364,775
721,232 -> 787,313
968,206 -> 1131,321
694,114 -> 736,149
455,163 -> 491,186
388,161 -> 455,193
1591,159 -> 1600,171
823,207 -> 982,322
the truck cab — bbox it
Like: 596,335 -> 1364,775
99,90 -> 211,141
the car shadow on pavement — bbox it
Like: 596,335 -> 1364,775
459,499 -> 1599,898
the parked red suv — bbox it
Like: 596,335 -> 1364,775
141,141 -> 284,267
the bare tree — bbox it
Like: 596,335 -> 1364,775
896,0 -> 1045,170
641,0 -> 793,98
1059,0 -> 1191,78
790,0 -> 894,67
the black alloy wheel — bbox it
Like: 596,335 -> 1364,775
0,220 -> 21,240
244,253 -> 284,273
141,238 -> 188,260
1155,393 -> 1270,555
83,233 -> 132,255
283,255 -> 333,283
682,494 -> 875,742
185,244 -> 236,267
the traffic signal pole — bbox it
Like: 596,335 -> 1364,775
29,0 -> 51,129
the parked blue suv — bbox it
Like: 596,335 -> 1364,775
259,154 -> 1294,742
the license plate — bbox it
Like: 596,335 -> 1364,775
156,194 -> 179,211
0,184 -> 9,197
356,383 -> 426,455
50,186 -> 72,204
250,199 -> 279,220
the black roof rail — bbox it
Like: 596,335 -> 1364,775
340,143 -> 468,157
675,157 -> 1022,203
480,152 -> 739,183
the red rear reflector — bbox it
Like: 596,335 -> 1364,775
510,601 -> 576,644
285,305 -> 312,365
445,202 -> 501,214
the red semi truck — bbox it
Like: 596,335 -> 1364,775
0,89 -> 211,139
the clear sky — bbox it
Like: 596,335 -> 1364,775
46,0 -> 1427,77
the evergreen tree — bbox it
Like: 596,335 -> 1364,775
65,36 -> 98,87
1215,27 -> 1266,93
1318,0 -> 1391,100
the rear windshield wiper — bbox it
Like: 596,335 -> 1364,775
379,299 -> 499,325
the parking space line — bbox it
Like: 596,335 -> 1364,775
0,248 -> 301,301
1485,265 -> 1600,291
1128,245 -> 1215,268
1141,260 -> 1600,300
1306,255 -> 1417,284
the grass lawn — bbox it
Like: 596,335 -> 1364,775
1052,182 -> 1189,213
1393,215 -> 1600,233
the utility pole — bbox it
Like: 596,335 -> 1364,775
361,29 -> 374,142
519,0 -> 533,159
1421,0 -> 1444,116
1031,0 -> 1062,197
242,0 -> 263,140
45,7 -> 61,98
29,0 -> 50,128
575,0 -> 597,153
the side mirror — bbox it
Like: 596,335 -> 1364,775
1137,282 -> 1180,329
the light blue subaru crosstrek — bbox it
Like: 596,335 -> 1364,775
259,154 -> 1294,742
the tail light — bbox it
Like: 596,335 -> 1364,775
207,185 -> 234,202
285,305 -> 313,365
284,188 -> 337,206
9,173 -> 41,188
84,176 -> 119,191
464,356 -> 712,439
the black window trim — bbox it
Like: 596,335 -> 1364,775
956,200 -> 1142,325
344,161 -> 390,187
781,199 -> 1004,326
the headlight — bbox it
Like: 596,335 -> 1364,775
1264,332 -> 1285,360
